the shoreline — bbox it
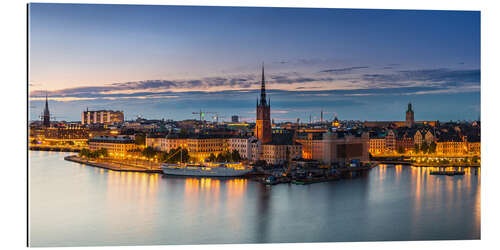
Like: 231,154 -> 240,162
64,155 -> 162,173
30,147 -> 81,152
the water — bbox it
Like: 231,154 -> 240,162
29,151 -> 480,247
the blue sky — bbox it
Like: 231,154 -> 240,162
28,4 -> 480,122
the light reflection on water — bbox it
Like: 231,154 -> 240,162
29,151 -> 480,247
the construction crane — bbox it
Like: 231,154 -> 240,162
192,110 -> 217,122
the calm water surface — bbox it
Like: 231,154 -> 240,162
29,151 -> 480,247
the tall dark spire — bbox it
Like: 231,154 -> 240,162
260,62 -> 267,106
44,93 -> 49,113
42,91 -> 51,127
255,63 -> 272,144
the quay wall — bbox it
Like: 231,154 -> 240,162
64,155 -> 162,173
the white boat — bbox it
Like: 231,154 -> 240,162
161,162 -> 252,177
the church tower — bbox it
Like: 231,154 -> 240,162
42,93 -> 51,127
255,64 -> 272,144
405,102 -> 414,127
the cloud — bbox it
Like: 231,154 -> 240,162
318,66 -> 369,74
30,72 -> 337,99
362,68 -> 480,89
29,67 -> 480,103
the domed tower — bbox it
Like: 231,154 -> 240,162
255,64 -> 272,144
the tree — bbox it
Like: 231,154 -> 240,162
179,128 -> 189,137
79,148 -> 90,158
216,150 -> 233,162
215,153 -> 225,163
88,150 -> 98,158
414,144 -> 420,154
428,142 -> 437,154
208,153 -> 216,162
472,156 -> 479,164
135,133 -> 146,145
421,142 -> 429,154
97,148 -> 108,158
397,146 -> 405,154
179,148 -> 190,163
142,146 -> 157,159
158,152 -> 169,162
231,150 -> 242,162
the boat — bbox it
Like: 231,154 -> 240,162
161,162 -> 252,177
263,176 -> 278,185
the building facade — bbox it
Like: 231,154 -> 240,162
88,136 -> 137,156
261,144 -> 302,165
385,130 -> 396,152
231,115 -> 239,123
322,132 -> 370,166
295,132 -> 324,161
369,137 -> 386,155
227,136 -> 259,161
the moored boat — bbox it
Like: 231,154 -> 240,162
161,162 -> 252,177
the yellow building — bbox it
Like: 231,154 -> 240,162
369,138 -> 386,155
186,137 -> 226,161
88,136 -> 137,156
146,136 -> 229,162
467,142 -> 480,156
436,139 -> 467,156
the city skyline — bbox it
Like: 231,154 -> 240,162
28,4 -> 480,122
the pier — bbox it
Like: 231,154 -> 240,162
64,155 -> 162,173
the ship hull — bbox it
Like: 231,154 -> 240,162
161,165 -> 251,177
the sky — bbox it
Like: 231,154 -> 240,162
28,3 -> 480,122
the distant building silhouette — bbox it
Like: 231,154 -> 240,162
406,102 -> 415,127
231,115 -> 239,123
82,109 -> 124,125
364,102 -> 437,128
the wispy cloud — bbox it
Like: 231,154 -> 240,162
362,68 -> 480,88
318,66 -> 369,74
29,67 -> 480,102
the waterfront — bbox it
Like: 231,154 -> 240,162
29,151 -> 480,247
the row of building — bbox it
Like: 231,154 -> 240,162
87,128 -> 369,167
36,64 -> 480,166
367,124 -> 480,156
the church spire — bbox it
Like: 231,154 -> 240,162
260,62 -> 267,106
44,93 -> 49,113
42,91 -> 51,127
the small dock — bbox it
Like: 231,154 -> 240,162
64,155 -> 162,173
